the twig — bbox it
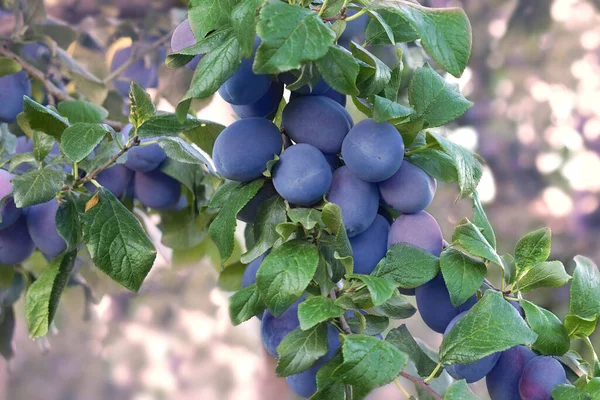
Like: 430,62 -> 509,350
329,289 -> 352,334
103,28 -> 175,85
399,372 -> 443,400
76,136 -> 140,186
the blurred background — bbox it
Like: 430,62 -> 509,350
1,0 -> 600,399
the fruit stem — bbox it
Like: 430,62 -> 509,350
423,361 -> 442,383
345,8 -> 367,22
394,378 -> 411,398
317,0 -> 329,17
399,371 -> 443,400
329,288 -> 352,334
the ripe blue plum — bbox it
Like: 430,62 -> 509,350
0,215 -> 35,265
125,143 -> 167,172
487,346 -> 537,400
327,166 -> 379,237
242,253 -> 266,289
237,182 -> 276,223
231,82 -> 284,119
261,298 -> 303,357
170,19 -> 201,69
110,45 -> 157,97
415,274 -> 477,333
349,215 -> 390,275
134,169 -> 181,210
0,169 -> 22,229
519,356 -> 568,400
322,88 -> 347,107
282,96 -> 353,154
286,324 -> 341,398
0,71 -> 31,123
444,312 -> 501,383
213,118 -> 283,182
218,38 -> 271,105
26,198 -> 67,258
388,211 -> 443,256
341,119 -> 405,182
339,9 -> 369,42
272,144 -> 332,206
89,164 -> 134,197
379,162 -> 437,214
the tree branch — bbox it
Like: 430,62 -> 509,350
399,372 -> 443,400
76,136 -> 140,187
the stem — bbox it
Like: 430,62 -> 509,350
329,289 -> 352,334
483,278 -> 500,292
583,336 -> 599,376
424,362 -> 443,384
76,136 -> 140,187
344,8 -> 367,22
399,372 -> 443,400
103,29 -> 174,85
394,378 -> 411,399
317,0 -> 329,17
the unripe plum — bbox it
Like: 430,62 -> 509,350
0,215 -> 35,265
388,211 -> 443,256
213,118 -> 283,182
327,166 -> 379,237
0,71 -> 31,123
341,119 -> 405,182
0,169 -> 22,229
519,356 -> 568,400
261,298 -> 303,357
379,162 -> 437,214
26,198 -> 67,258
282,96 -> 353,154
272,144 -> 332,206
415,274 -> 477,333
170,19 -> 201,69
349,214 -> 390,275
134,169 -> 181,210
487,345 -> 537,400
232,82 -> 284,119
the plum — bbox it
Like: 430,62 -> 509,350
379,162 -> 437,214
0,71 -> 31,123
231,82 -> 284,119
134,169 -> 181,210
26,198 -> 67,258
261,298 -> 303,357
519,356 -> 568,400
487,345 -> 537,400
170,18 -> 201,69
388,211 -> 443,256
349,214 -> 390,275
0,215 -> 35,265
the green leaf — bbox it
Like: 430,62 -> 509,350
298,297 -> 344,330
166,29 -> 234,69
157,137 -> 212,168
231,0 -> 260,58
372,95 -> 413,123
188,0 -> 238,39
333,334 -> 408,398
383,51 -> 404,102
55,194 -> 83,251
128,82 -> 156,128
25,251 -> 77,338
60,123 -> 108,163
314,351 -> 346,400
32,131 -> 55,162
569,256 -> 600,320
228,283 -> 266,325
319,203 -> 353,278
513,261 -> 571,293
552,385 -> 592,400
0,57 -> 22,77
440,248 -> 486,307
373,243 -> 440,289
81,189 -> 156,292
208,180 -> 264,263
365,10 -> 419,45
514,228 -> 552,275
254,2 -> 335,74
137,114 -> 209,138
347,314 -> 389,336
408,64 -> 472,128
472,192 -> 496,250
407,148 -> 459,183
288,208 -> 322,230
371,1 -> 472,77
521,300 -> 570,356
256,239 -> 319,317
21,96 -> 69,141
585,378 -> 600,397
183,120 -> 225,156
347,274 -> 397,306
502,254 -> 518,285
0,306 -> 15,360
564,314 -> 598,339
57,100 -> 109,123
183,35 -> 242,101
11,167 -> 65,208
241,196 -> 287,264
385,325 -> 439,377
217,262 -> 246,291
439,291 -> 537,364
276,324 -> 329,377
351,42 -> 392,98
373,290 -> 416,319
452,218 -> 502,265
315,45 -> 360,96
444,380 -> 482,400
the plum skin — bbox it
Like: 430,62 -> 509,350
519,356 -> 568,400
349,214 -> 390,275
272,144 -> 332,207
110,45 -> 157,97
170,19 -> 201,69
261,298 -> 303,357
486,345 -> 537,400
0,215 -> 36,265
26,198 -> 67,258
242,254 -> 266,289
0,70 -> 31,123
134,169 -> 182,210
388,211 -> 443,256
231,82 -> 284,119
379,161 -> 437,214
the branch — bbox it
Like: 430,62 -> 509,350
76,136 -> 140,187
329,289 -> 352,334
399,372 -> 443,400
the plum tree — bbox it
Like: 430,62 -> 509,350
519,356 -> 568,400
231,82 -> 284,119
286,324 -> 341,398
261,298 -> 303,357
0,70 -> 31,123
212,118 -> 282,182
170,19 -> 201,69
134,169 -> 181,210
379,162 -> 437,214
341,119 -> 405,182
241,254 -> 266,288
26,198 -> 67,258
349,214 -> 390,275
388,211 -> 443,256
444,312 -> 501,382
272,143 -> 332,206
327,166 -> 379,237
0,169 -> 22,229
486,345 -> 537,400
282,96 -> 353,154
415,274 -> 477,333
237,182 -> 276,223
0,215 -> 35,265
